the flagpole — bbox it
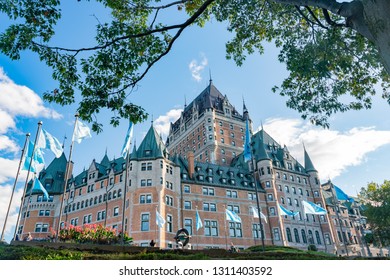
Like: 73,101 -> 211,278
195,206 -> 199,250
252,165 -> 266,252
55,113 -> 79,240
1,133 -> 30,241
13,121 -> 43,240
120,149 -> 130,245
330,182 -> 349,256
245,121 -> 265,251
21,173 -> 37,237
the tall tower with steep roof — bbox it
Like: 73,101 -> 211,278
166,81 -> 247,166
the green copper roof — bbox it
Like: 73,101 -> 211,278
304,147 -> 317,172
29,152 -> 68,195
133,125 -> 166,159
254,130 -> 271,161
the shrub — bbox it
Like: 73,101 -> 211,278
59,224 -> 133,245
308,244 -> 318,251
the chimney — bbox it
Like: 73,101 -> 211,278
187,151 -> 195,179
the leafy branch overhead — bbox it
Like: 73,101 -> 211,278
1,0 -> 389,131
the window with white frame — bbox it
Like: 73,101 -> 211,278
141,213 -> 150,231
205,220 -> 218,236
229,222 -> 242,237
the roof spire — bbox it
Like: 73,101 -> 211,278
209,68 -> 212,84
184,95 -> 187,108
303,143 -> 317,172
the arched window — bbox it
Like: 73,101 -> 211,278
315,231 -> 322,245
94,197 -> 98,205
301,229 -> 307,244
308,230 -> 313,244
286,228 -> 292,242
118,189 -> 122,197
108,192 -> 112,200
294,228 -> 300,243
99,195 -> 102,203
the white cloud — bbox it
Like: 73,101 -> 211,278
260,118 -> 390,180
0,68 -> 62,119
0,184 -> 24,242
189,53 -> 208,82
0,67 -> 62,185
0,135 -> 19,154
0,109 -> 15,133
154,108 -> 183,141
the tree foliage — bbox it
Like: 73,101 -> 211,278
359,180 -> 390,246
0,0 -> 389,132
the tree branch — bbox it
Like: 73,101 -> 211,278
33,0 -> 215,54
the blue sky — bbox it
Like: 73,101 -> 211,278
1,1 -> 390,242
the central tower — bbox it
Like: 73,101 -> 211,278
166,80 -> 249,166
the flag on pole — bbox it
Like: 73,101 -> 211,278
302,200 -> 327,215
196,209 -> 203,230
243,118 -> 252,162
22,141 -> 45,173
334,185 -> 354,202
33,176 -> 49,200
156,209 -> 166,228
251,206 -> 268,223
121,121 -> 134,158
72,119 -> 92,144
226,209 -> 242,223
39,129 -> 63,158
277,202 -> 299,217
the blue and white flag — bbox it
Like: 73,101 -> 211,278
72,119 -> 92,144
196,209 -> 203,231
302,200 -> 327,215
243,118 -> 252,162
33,176 -> 49,200
39,129 -> 63,158
22,141 -> 45,173
121,121 -> 134,158
278,202 -> 299,217
156,209 -> 166,229
251,206 -> 268,223
226,209 -> 242,223
334,185 -> 354,202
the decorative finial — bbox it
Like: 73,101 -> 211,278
209,68 -> 212,84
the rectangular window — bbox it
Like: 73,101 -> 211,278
141,163 -> 146,171
273,228 -> 281,241
229,222 -> 242,237
252,224 -> 263,239
147,162 -> 152,171
141,179 -> 146,187
185,219 -> 193,235
141,213 -> 150,231
184,201 -> 191,210
147,179 -> 152,186
165,195 -> 173,206
205,220 -> 218,236
184,185 -> 191,193
113,207 -> 119,216
167,215 -> 173,233
202,187 -> 215,196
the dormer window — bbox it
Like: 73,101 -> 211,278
198,175 -> 204,181
145,150 -> 151,156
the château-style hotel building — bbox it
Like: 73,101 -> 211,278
18,81 -> 374,256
